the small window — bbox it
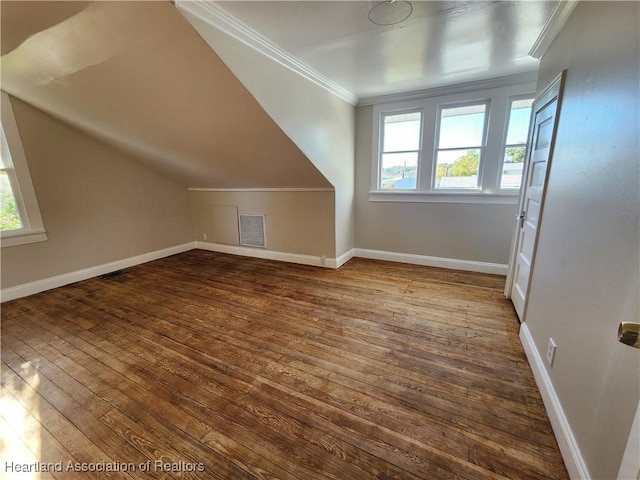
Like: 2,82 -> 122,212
434,102 -> 488,190
379,111 -> 421,190
500,98 -> 533,189
1,92 -> 47,247
1,127 -> 24,231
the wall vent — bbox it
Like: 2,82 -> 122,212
239,214 -> 266,248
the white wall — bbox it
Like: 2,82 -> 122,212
524,3 -> 639,478
181,9 -> 356,258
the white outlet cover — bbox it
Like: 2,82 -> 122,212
546,338 -> 557,366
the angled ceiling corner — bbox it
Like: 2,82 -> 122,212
176,0 -> 358,106
529,0 -> 580,59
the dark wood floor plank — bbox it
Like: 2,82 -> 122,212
1,251 -> 568,480
91,277 -> 527,417
121,262 -> 521,390
1,336 -> 176,480
70,316 -> 414,480
12,300 -> 363,478
7,316 -> 250,480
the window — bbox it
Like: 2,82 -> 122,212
379,111 -> 422,190
1,91 -> 47,247
435,102 -> 488,190
500,97 -> 534,189
371,81 -> 535,203
0,127 -> 23,231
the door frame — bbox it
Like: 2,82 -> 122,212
504,70 -> 566,321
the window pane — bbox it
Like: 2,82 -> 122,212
435,149 -> 480,189
1,171 -> 23,231
506,98 -> 533,145
383,112 -> 421,152
500,146 -> 526,189
381,152 -> 418,189
438,104 -> 486,149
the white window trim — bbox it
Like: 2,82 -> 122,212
1,91 -> 47,247
433,99 -> 490,192
498,94 -> 535,191
376,108 -> 423,191
370,81 -> 535,204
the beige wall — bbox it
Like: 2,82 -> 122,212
354,105 -> 517,265
525,2 -> 639,478
189,190 -> 335,258
181,10 -> 355,258
1,2 -> 330,189
1,97 -> 192,289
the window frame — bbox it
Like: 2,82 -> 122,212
1,127 -> 27,227
376,107 -> 423,191
432,99 -> 490,192
369,81 -> 535,204
498,94 -> 535,190
1,91 -> 47,247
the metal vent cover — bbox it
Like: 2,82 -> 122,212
239,214 -> 266,248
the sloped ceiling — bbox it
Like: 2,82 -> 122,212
0,1 -> 332,188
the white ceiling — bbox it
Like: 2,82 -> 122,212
209,1 -> 559,102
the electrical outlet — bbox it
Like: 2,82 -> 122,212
202,232 -> 208,241
320,255 -> 326,266
546,338 -> 557,367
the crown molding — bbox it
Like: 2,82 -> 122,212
358,71 -> 538,106
529,0 -> 580,59
176,0 -> 358,106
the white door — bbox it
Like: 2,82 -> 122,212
507,72 -> 565,320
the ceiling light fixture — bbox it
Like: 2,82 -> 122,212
368,0 -> 413,26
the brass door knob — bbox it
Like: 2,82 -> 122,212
618,322 -> 640,348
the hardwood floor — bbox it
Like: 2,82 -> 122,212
1,250 -> 568,479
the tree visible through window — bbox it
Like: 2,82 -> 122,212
0,90 -> 47,247
435,103 -> 487,189
501,98 -> 534,188
0,126 -> 24,231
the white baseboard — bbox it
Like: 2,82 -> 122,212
519,322 -> 590,480
352,248 -> 508,275
1,242 -> 197,303
335,248 -> 355,268
195,241 -> 339,269
194,245 -> 504,276
1,244 -> 507,302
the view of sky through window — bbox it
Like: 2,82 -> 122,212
378,98 -> 533,191
381,112 -> 421,189
501,98 -> 533,188
435,104 -> 486,189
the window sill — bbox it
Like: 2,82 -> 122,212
369,191 -> 519,205
1,228 -> 48,247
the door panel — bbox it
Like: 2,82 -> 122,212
509,72 -> 565,320
525,198 -> 540,225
